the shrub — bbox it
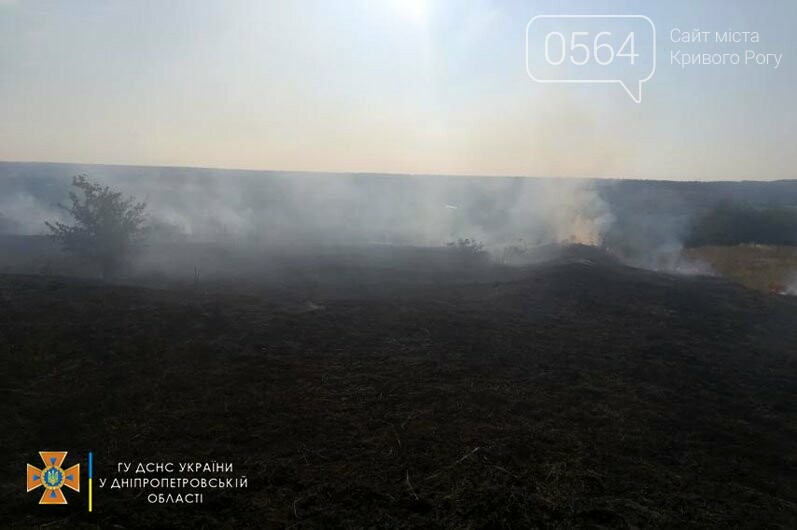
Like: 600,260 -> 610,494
45,175 -> 148,279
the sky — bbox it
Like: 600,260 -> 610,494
0,0 -> 795,180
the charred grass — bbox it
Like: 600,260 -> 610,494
0,257 -> 796,528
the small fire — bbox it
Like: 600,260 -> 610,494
776,279 -> 797,296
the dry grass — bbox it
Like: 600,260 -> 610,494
686,245 -> 797,293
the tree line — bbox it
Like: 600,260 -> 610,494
686,201 -> 797,247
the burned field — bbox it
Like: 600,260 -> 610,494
1,247 -> 796,529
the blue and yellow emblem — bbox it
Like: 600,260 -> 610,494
26,451 -> 80,504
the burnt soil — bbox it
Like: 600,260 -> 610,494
1,252 -> 796,529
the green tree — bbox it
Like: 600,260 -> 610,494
45,175 -> 148,280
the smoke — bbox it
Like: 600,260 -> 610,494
0,210 -> 20,234
0,163 -> 736,281
0,165 -> 615,254
0,162 -> 760,282
639,243 -> 714,276
0,192 -> 69,235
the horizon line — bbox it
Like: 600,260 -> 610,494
0,159 -> 792,184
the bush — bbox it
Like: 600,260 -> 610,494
45,175 -> 148,279
447,238 -> 485,254
446,238 -> 488,267
501,240 -> 529,264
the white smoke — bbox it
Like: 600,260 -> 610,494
0,192 -> 70,235
0,169 -> 615,253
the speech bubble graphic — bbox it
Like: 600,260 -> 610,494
526,15 -> 656,103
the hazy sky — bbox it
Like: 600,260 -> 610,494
0,0 -> 795,180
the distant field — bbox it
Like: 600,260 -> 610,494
687,245 -> 797,293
